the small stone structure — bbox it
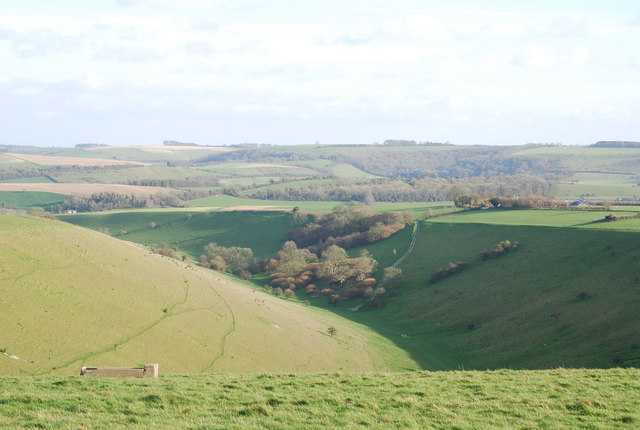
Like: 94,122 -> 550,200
80,363 -> 159,378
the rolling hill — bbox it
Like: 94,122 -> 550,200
0,214 -> 418,375
338,209 -> 640,369
57,207 -> 640,370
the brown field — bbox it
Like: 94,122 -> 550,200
5,153 -> 149,167
232,163 -> 298,169
0,183 -> 182,197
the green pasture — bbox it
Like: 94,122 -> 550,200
50,166 -> 214,184
239,178 -> 361,195
0,153 -> 18,164
0,191 -> 68,209
0,215 -> 415,376
61,210 -> 293,259
327,216 -> 640,369
219,176 -> 281,186
514,145 -> 640,157
427,208 -> 640,231
198,162 -> 320,177
185,194 -> 454,216
2,369 -> 637,429
0,176 -> 55,183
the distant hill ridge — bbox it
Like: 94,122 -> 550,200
591,141 -> 640,148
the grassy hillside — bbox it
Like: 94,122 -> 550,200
59,202 -> 455,260
336,209 -> 640,369
60,210 -> 293,259
1,369 -> 638,429
0,215 -> 417,375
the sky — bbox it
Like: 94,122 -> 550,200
1,0 -> 639,147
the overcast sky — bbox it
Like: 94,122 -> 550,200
1,0 -> 639,147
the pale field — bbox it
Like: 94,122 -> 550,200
0,183 -> 181,197
4,153 -> 149,167
232,163 -> 299,169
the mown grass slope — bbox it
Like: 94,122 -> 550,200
339,209 -> 640,369
1,369 -> 638,429
0,215 -> 418,375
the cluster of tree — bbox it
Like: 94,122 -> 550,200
267,243 -> 379,303
51,192 -> 184,212
151,243 -> 186,261
199,242 -> 255,276
452,194 -> 561,209
604,213 -> 640,222
429,261 -> 469,284
483,195 -> 559,209
244,175 -> 552,203
127,177 -> 222,188
480,240 -> 519,260
284,206 -> 413,252
24,206 -> 58,219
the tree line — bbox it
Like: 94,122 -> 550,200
51,192 -> 185,212
243,175 -> 552,203
194,145 -> 566,179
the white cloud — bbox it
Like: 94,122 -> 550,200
449,95 -> 475,111
487,23 -> 527,37
1,1 -> 639,146
83,73 -> 108,90
570,47 -> 590,64
514,43 -> 555,69
12,86 -> 40,96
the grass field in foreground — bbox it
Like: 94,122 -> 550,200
1,369 -> 637,429
0,215 -> 416,375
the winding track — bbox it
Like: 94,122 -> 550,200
200,280 -> 237,372
350,221 -> 421,311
